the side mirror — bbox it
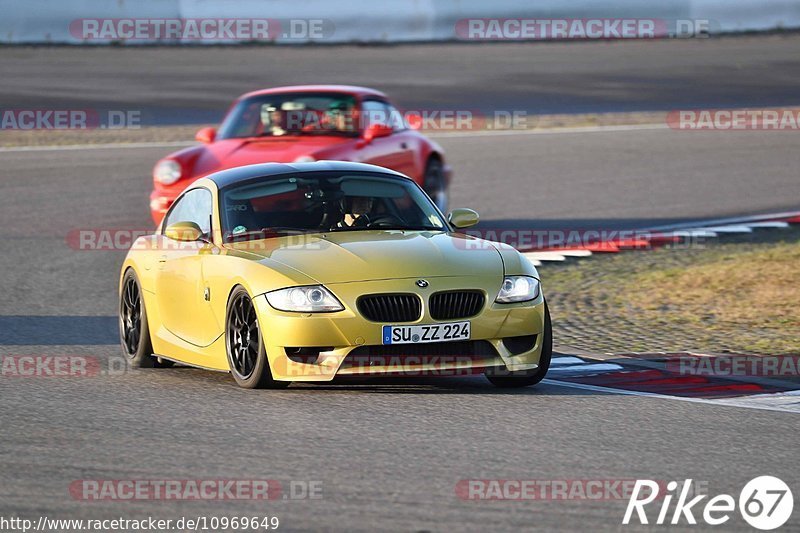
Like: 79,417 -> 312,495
164,221 -> 203,242
195,127 -> 216,144
447,208 -> 480,229
405,111 -> 423,130
362,122 -> 393,144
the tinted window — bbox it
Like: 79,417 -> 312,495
217,93 -> 359,139
385,103 -> 407,131
220,172 -> 445,241
361,100 -> 407,132
163,188 -> 213,237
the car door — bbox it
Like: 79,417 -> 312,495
383,101 -> 419,177
358,100 -> 415,175
155,187 -> 222,347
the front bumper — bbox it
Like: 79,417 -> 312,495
254,276 -> 546,381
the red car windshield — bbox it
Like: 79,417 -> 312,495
217,93 -> 360,139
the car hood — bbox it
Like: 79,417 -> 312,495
193,137 -> 350,175
225,230 -> 505,284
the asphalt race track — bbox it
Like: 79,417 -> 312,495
2,34 -> 800,123
3,35 -> 800,531
2,127 -> 800,317
1,121 -> 799,529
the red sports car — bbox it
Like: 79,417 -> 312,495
150,85 -> 452,224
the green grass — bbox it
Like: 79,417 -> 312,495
541,227 -> 800,355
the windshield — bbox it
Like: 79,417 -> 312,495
217,92 -> 359,139
220,172 -> 447,241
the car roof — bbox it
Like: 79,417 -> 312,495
206,161 -> 410,189
239,85 -> 388,100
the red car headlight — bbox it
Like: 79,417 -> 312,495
154,160 -> 182,185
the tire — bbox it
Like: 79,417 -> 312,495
486,301 -> 553,388
119,269 -> 168,368
225,286 -> 290,389
423,158 -> 448,213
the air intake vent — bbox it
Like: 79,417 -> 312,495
357,294 -> 422,323
429,291 -> 485,320
341,340 -> 498,368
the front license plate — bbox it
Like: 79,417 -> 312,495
382,322 -> 471,345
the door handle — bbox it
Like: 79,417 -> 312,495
158,255 -> 167,263
400,142 -> 408,149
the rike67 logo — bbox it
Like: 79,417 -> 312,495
623,476 -> 793,530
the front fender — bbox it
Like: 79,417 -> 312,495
494,243 -> 540,279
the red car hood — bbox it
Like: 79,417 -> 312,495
193,136 -> 350,176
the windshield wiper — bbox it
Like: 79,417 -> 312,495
380,226 -> 444,231
260,227 -> 312,234
328,226 -> 442,232
226,227 -> 310,240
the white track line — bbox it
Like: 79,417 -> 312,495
557,250 -> 594,257
646,211 -> 800,232
548,363 -> 624,374
550,357 -> 587,366
543,379 -> 800,414
0,123 -> 671,153
529,217 -> 796,265
694,225 -> 754,233
546,356 -> 800,413
523,252 -> 567,262
0,141 -> 195,153
743,221 -> 791,229
712,390 -> 800,410
668,229 -> 718,238
549,357 -> 623,374
428,123 -> 669,139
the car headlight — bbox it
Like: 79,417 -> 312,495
154,160 -> 182,185
495,276 -> 540,303
293,155 -> 316,163
266,285 -> 343,313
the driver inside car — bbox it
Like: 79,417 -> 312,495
261,104 -> 287,136
324,100 -> 355,132
340,196 -> 375,227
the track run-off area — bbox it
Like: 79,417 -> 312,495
1,121 -> 799,529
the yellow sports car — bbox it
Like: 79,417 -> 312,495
119,162 -> 551,389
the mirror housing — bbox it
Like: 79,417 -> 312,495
362,123 -> 393,144
195,127 -> 216,144
447,208 -> 480,229
405,111 -> 423,130
164,221 -> 204,242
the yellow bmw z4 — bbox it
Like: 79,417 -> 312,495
119,162 -> 551,389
